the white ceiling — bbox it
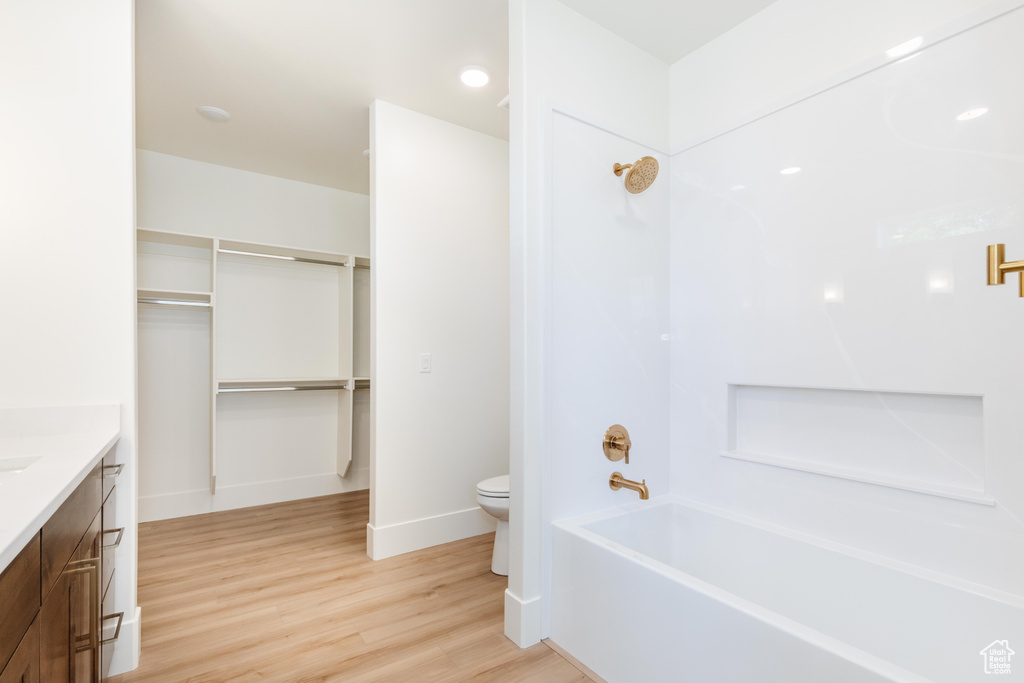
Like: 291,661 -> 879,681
136,1 -> 775,195
557,0 -> 778,65
136,0 -> 509,195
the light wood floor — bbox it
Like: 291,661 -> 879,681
110,491 -> 593,683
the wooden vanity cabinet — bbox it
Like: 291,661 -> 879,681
0,452 -> 123,683
0,619 -> 39,683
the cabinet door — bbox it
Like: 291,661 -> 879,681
40,512 -> 101,683
0,617 -> 39,683
39,570 -> 71,682
0,534 -> 40,676
70,513 -> 100,683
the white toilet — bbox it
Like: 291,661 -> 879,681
476,474 -> 510,576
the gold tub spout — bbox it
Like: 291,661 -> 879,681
609,472 -> 649,500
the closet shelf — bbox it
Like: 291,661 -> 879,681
138,288 -> 213,308
138,228 -> 215,249
218,241 -> 349,268
138,288 -> 212,301
137,227 -> 356,267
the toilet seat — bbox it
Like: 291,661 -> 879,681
476,474 -> 509,498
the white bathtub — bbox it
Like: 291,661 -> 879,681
550,498 -> 1024,682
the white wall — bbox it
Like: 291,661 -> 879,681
669,0 -> 1024,602
137,150 -> 370,256
509,0 -> 670,646
0,0 -> 139,674
369,100 -> 510,561
136,153 -> 371,521
669,0 -> 1003,152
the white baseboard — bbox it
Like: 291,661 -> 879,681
138,469 -> 370,522
504,589 -> 543,647
367,507 -> 496,560
108,606 -> 142,676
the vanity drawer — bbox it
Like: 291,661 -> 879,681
41,462 -> 102,597
101,450 -> 122,502
101,486 -> 119,594
0,534 -> 40,674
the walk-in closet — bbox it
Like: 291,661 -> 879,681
135,154 -> 371,522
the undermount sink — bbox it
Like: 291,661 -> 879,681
0,456 -> 42,485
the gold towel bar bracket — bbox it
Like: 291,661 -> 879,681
988,244 -> 1024,297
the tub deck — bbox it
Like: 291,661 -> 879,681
550,497 -> 1024,683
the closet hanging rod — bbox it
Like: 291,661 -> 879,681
218,385 -> 347,394
218,248 -> 348,268
218,385 -> 350,395
137,298 -> 211,308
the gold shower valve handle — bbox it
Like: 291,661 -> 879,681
603,424 -> 631,464
987,243 -> 1024,297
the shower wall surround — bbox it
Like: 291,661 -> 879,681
514,0 -> 1024,656
550,112 -> 669,523
670,3 -> 1024,598
667,0 -> 1001,153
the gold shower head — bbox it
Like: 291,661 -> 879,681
613,156 -> 659,194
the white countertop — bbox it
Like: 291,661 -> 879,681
0,405 -> 120,571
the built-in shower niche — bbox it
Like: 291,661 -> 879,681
723,384 -> 989,504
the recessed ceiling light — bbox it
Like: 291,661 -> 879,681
459,66 -> 490,88
780,167 -> 801,175
730,184 -> 746,191
197,106 -> 231,122
956,107 -> 988,121
886,36 -> 923,58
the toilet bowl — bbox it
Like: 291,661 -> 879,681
476,474 -> 509,576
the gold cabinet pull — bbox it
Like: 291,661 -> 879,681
67,557 -> 100,654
